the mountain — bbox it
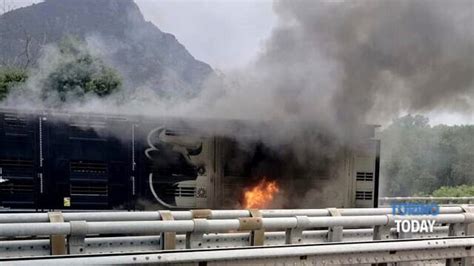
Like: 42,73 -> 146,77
0,0 -> 214,96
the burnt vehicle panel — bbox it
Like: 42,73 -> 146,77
0,109 -> 380,210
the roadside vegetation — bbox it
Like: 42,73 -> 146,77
381,114 -> 474,197
0,37 -> 121,103
431,185 -> 474,197
0,67 -> 27,100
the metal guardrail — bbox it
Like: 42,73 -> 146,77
4,237 -> 473,265
0,227 -> 452,257
1,207 -> 473,264
1,215 -> 472,236
0,206 -> 468,223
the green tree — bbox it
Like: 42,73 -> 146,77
0,67 -> 27,100
381,115 -> 474,197
42,37 -> 121,102
381,114 -> 438,196
432,185 -> 474,197
433,125 -> 474,187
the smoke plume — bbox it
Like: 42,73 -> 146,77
4,0 -> 473,133
267,0 -> 473,125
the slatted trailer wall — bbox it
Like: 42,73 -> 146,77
44,114 -> 133,209
0,112 -> 39,208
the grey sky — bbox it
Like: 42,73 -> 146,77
136,0 -> 276,71
1,0 -> 40,13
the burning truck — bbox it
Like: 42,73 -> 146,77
0,108 -> 380,210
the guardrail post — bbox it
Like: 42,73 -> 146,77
67,221 -> 87,255
186,219 -> 209,249
373,215 -> 393,241
48,212 -> 66,255
327,208 -> 343,242
248,209 -> 265,246
447,205 -> 474,266
238,209 -> 264,246
285,216 -> 310,244
159,210 -> 176,250
184,210 -> 212,249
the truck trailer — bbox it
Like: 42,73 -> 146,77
0,108 -> 380,210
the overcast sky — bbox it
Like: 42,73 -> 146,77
2,0 -> 472,125
3,0 -> 276,71
136,0 -> 276,71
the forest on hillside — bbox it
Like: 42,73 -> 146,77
380,114 -> 474,197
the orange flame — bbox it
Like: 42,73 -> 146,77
242,177 -> 280,209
